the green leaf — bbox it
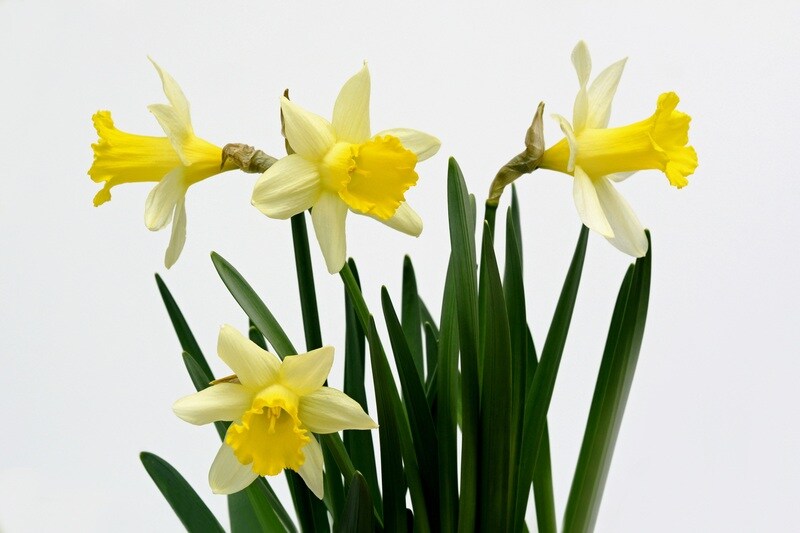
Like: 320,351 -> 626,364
381,287 -> 440,527
342,260 -> 382,518
446,157 -> 480,532
524,327 -> 557,533
510,185 -> 524,270
337,472 -> 375,533
365,319 -> 409,533
401,256 -> 425,379
248,319 -> 269,350
563,233 -> 652,533
436,259 -> 460,531
341,264 -> 430,531
155,274 -> 213,388
423,322 -> 439,405
478,222 -> 513,531
291,212 -> 324,351
513,225 -> 589,531
140,452 -> 225,533
211,252 -> 296,358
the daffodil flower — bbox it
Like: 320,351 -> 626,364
539,41 -> 698,257
88,59 -> 236,268
173,325 -> 377,497
251,65 -> 441,273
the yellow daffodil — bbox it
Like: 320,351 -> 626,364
251,65 -> 441,273
539,41 -> 698,257
88,59 -> 236,268
173,325 -> 377,497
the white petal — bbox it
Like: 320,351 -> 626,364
164,198 -> 187,269
148,104 -> 192,166
571,41 -> 592,89
573,86 -> 589,134
280,346 -> 334,396
144,168 -> 185,231
209,443 -> 258,495
371,202 -> 422,237
552,114 -> 579,173
594,176 -> 649,257
573,166 -> 613,238
299,387 -> 378,433
607,171 -> 637,183
296,435 -> 324,499
252,155 -> 321,219
148,58 -> 191,127
173,383 -> 253,425
217,325 -> 281,390
332,64 -> 371,144
374,128 -> 441,162
311,192 -> 348,274
587,58 -> 627,129
281,97 -> 335,161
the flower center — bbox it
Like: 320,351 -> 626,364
318,135 -> 418,220
225,385 -> 309,476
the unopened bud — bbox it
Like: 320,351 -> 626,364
487,101 -> 545,206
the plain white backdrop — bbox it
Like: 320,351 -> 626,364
1,1 -> 798,531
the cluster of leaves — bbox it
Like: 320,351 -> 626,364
141,157 -> 651,533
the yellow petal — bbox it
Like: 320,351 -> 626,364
252,154 -> 321,219
332,64 -> 371,144
173,382 -> 253,425
296,436 -> 324,499
208,443 -> 258,494
279,346 -> 334,396
281,97 -> 336,161
573,166 -> 613,237
311,192 -> 348,274
217,325 -> 281,390
298,387 -> 378,433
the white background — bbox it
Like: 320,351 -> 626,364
1,1 -> 798,531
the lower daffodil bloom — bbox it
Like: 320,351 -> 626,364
88,59 -> 236,268
251,64 -> 441,273
173,325 -> 378,497
539,41 -> 698,257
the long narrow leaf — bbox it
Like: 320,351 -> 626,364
436,259 -> 460,531
478,222 -> 513,531
382,287 -> 441,528
211,252 -> 296,357
341,264 -> 431,531
342,260 -> 382,516
401,256 -> 425,378
337,472 -> 375,533
513,225 -> 589,530
563,234 -> 652,533
446,157 -> 480,532
140,452 -> 225,533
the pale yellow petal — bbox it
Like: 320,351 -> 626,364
299,387 -> 378,433
209,443 -> 258,494
217,325 -> 281,390
375,128 -> 441,162
252,154 -> 321,219
310,192 -> 348,274
164,198 -> 187,269
573,166 -> 613,238
571,41 -> 592,89
594,176 -> 648,257
552,114 -> 579,173
587,58 -> 627,129
148,57 -> 191,125
281,97 -> 335,161
144,168 -> 185,231
173,383 -> 253,425
332,64 -> 371,144
148,103 -> 192,165
296,435 -> 324,499
371,202 -> 422,237
280,346 -> 334,396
